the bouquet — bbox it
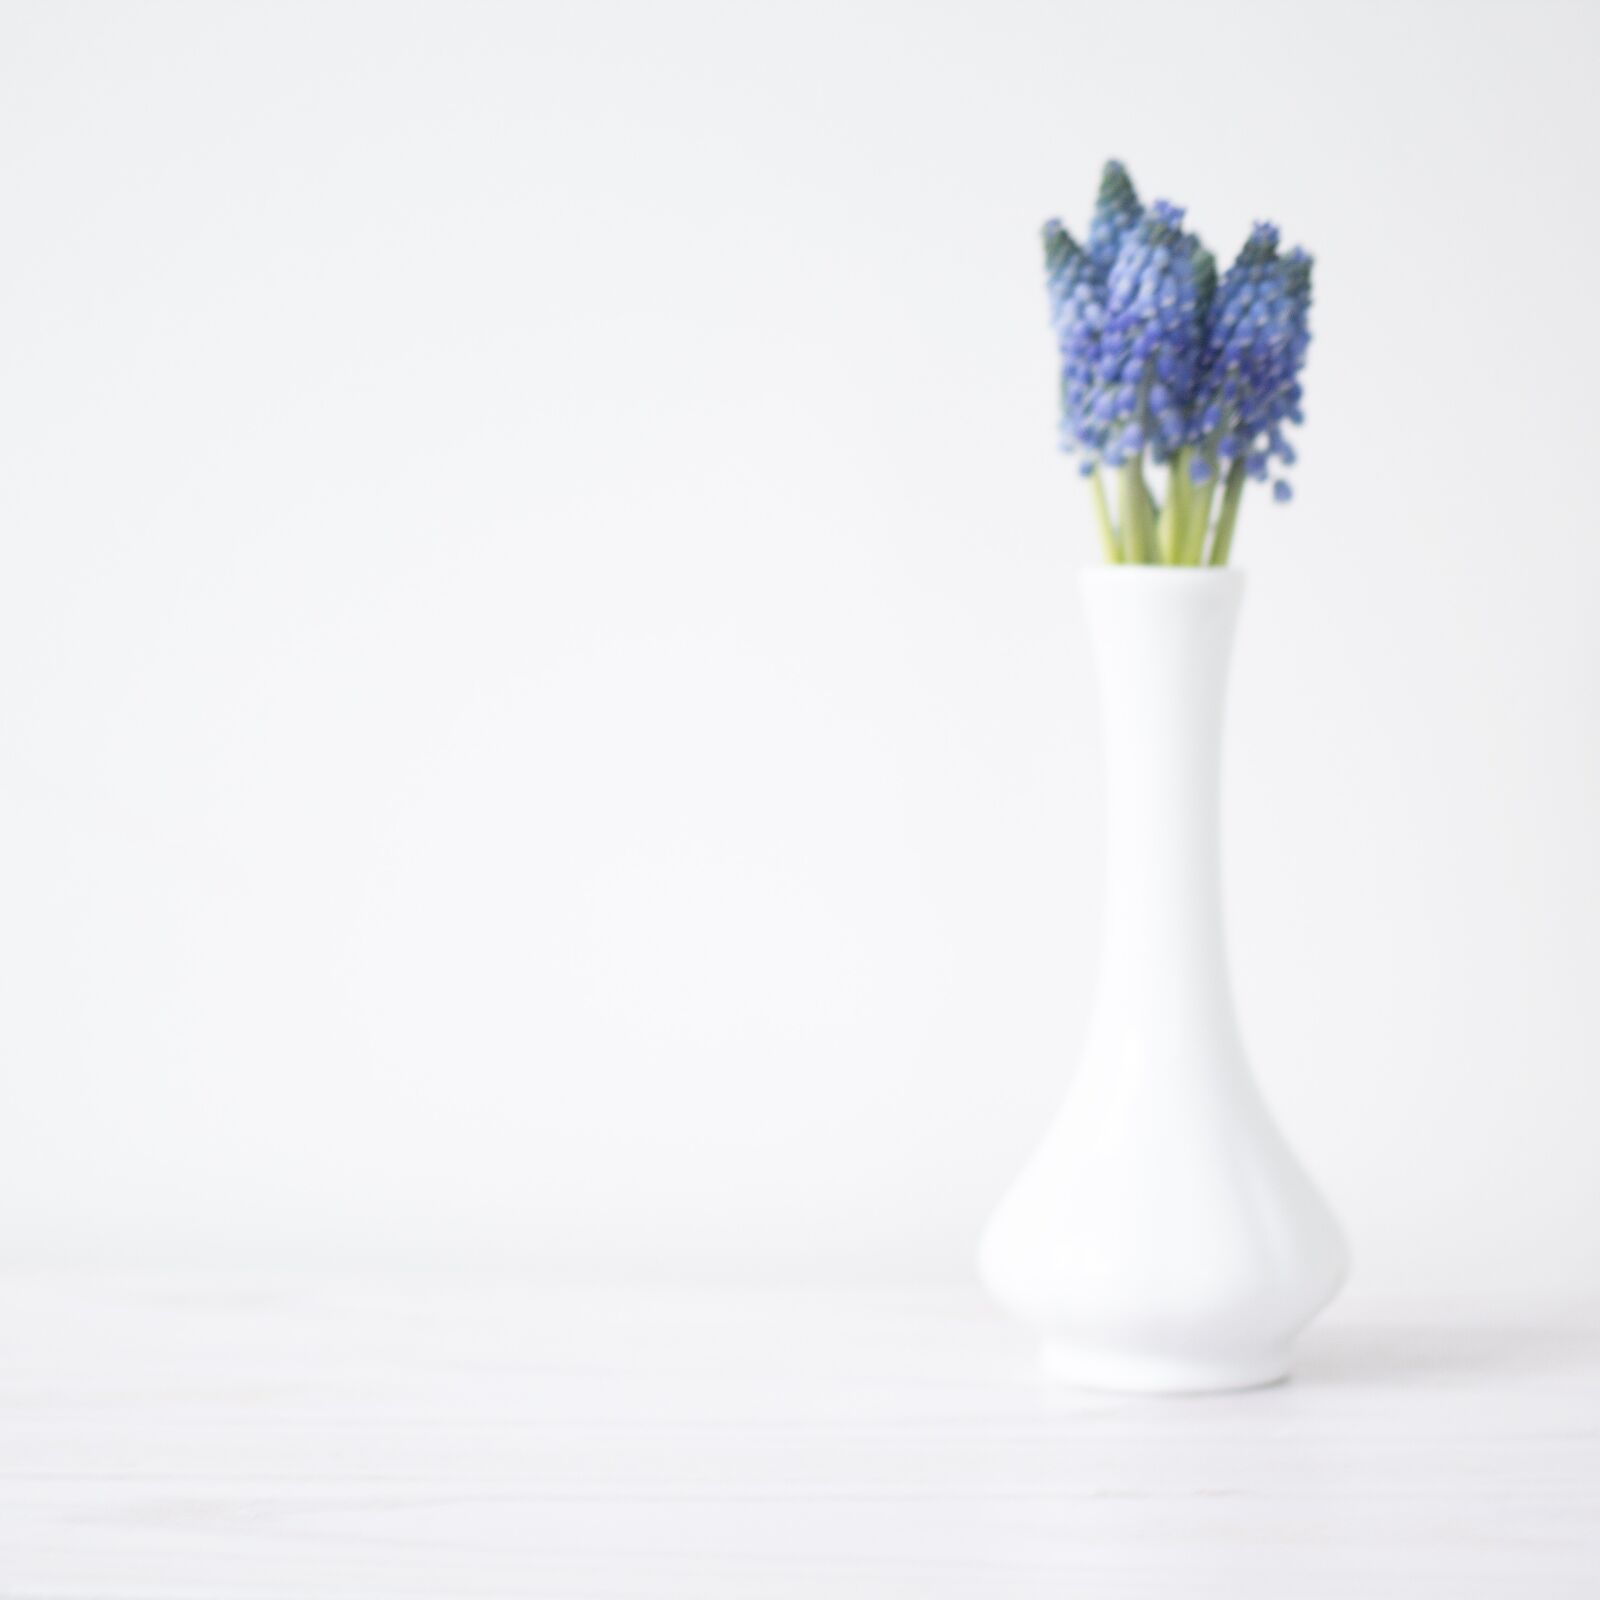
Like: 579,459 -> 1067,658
1045,161 -> 1313,565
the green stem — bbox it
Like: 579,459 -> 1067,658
1118,457 -> 1151,563
1208,458 -> 1248,567
1184,459 -> 1218,565
1160,449 -> 1198,565
1089,469 -> 1120,563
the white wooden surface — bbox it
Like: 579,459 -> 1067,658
1,1278 -> 1596,1597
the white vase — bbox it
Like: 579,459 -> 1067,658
979,567 -> 1347,1393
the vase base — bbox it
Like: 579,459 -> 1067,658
1040,1339 -> 1291,1395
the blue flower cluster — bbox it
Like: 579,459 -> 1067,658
1044,162 -> 1312,502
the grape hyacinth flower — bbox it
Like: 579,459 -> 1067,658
1086,159 -> 1143,280
1042,160 -> 1314,565
1043,221 -> 1104,466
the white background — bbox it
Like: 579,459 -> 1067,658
0,0 -> 1595,1298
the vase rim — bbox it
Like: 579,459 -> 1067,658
1081,565 -> 1244,582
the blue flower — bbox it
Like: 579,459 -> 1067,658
1189,226 -> 1314,491
1091,200 -> 1212,466
1041,163 -> 1313,520
1041,219 -> 1105,466
1087,159 -> 1143,280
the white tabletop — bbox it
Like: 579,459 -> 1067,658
1,1277 -> 1595,1597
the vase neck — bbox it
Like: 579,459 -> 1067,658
1082,570 -> 1244,1048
